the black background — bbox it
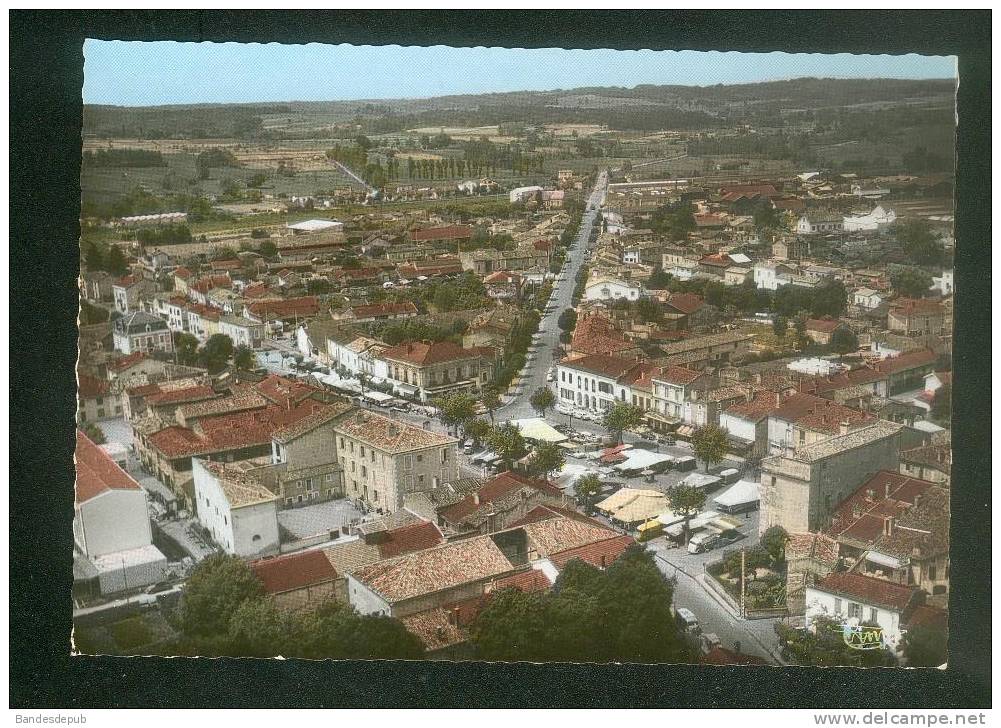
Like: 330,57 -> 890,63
9,10 -> 991,708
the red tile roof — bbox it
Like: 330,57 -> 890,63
376,520 -> 445,559
255,373 -> 321,405
107,351 -> 150,372
808,350 -> 937,394
560,353 -> 643,380
724,389 -> 785,423
246,296 -> 320,321
145,384 -> 217,407
116,274 -> 140,287
242,282 -> 275,299
653,364 -> 704,386
570,312 -> 635,356
78,372 -> 110,399
720,183 -> 779,200
250,550 -> 338,594
890,297 -> 946,316
483,270 -> 521,284
827,470 -> 936,545
665,292 -> 704,315
806,317 -> 845,334
489,568 -> 553,593
381,340 -> 485,366
439,471 -> 562,525
507,503 -> 608,529
772,392 -> 870,433
814,572 -> 918,612
351,301 -> 418,319
173,266 -> 193,280
411,225 -> 473,242
550,534 -> 635,570
75,429 -> 140,504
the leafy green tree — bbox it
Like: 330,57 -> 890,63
830,326 -> 859,355
257,239 -> 278,258
792,314 -> 809,349
486,422 -> 528,470
79,299 -> 110,325
665,483 -> 707,544
557,308 -> 578,333
777,615 -> 896,667
648,265 -> 674,290
529,386 -> 556,417
574,473 -> 603,510
212,246 -> 238,262
81,422 -> 106,444
463,417 -> 491,447
902,622 -> 948,667
299,601 -> 424,660
469,588 -> 556,662
233,345 -> 255,370
198,333 -> 235,373
931,382 -> 951,422
179,554 -> 263,638
635,298 -> 663,323
810,280 -> 847,318
480,387 -> 501,425
104,245 -> 129,276
897,218 -> 943,267
691,424 -> 729,472
890,266 -> 934,298
226,598 -> 300,658
760,525 -> 789,566
432,391 -> 478,436
529,441 -> 566,481
772,314 -> 788,340
82,240 -> 105,271
602,402 -> 644,445
173,332 -> 201,366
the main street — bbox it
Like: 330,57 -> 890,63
498,170 -> 608,421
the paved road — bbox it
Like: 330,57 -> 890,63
499,171 -> 608,420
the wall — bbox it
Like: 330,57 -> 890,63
346,573 -> 392,616
76,489 -> 154,557
231,502 -> 280,558
804,587 -> 904,651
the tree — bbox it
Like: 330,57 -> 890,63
179,554 -> 263,638
557,308 -> 578,333
810,280 -> 847,319
257,239 -> 278,258
198,333 -> 235,373
890,266 -> 934,298
829,326 -> 858,355
486,422 -> 528,470
529,441 -> 566,481
574,473 -> 603,511
104,245 -> 129,276
635,298 -> 663,323
760,526 -> 789,566
79,299 -> 110,325
897,218 -> 943,267
665,483 -> 707,544
173,332 -> 200,366
81,422 -> 106,445
463,417 -> 491,447
691,424 -> 729,472
480,387 -> 501,425
602,402 -> 644,445
529,386 -> 556,417
902,621 -> 948,667
776,615 -> 896,667
432,391 -> 477,436
233,345 -> 255,370
772,314 -> 788,340
792,314 -> 809,349
226,598 -> 300,658
648,265 -> 673,290
931,382 -> 951,422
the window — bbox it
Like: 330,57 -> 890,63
373,490 -> 378,501
253,534 -> 261,542
285,498 -> 293,505
928,565 -> 937,580
351,462 -> 356,473
223,516 -> 228,525
848,602 -> 862,619
868,608 -> 878,623
441,448 -> 449,463
416,454 -> 423,463
834,598 -> 842,614
360,446 -> 366,458
339,437 -> 345,448
418,474 -> 425,484
325,473 -> 334,482
361,466 -> 367,478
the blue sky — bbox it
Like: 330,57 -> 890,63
83,40 -> 956,106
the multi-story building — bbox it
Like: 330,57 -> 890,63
887,298 -> 949,336
333,409 -> 459,514
219,315 -> 266,350
556,354 -> 644,414
379,340 -> 495,403
759,421 -> 904,535
648,365 -> 709,430
112,311 -> 174,356
112,274 -> 156,314
192,458 -> 281,558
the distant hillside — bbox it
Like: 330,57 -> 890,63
83,77 -> 956,139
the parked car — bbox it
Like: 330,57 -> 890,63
675,607 -> 701,635
687,531 -> 721,554
700,633 -> 722,654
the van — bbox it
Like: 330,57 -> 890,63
688,531 -> 721,555
719,468 -> 740,485
675,607 -> 701,635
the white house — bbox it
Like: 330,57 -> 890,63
805,572 -> 921,654
509,185 -> 544,204
583,274 -> 646,302
753,262 -> 792,291
852,287 -> 884,310
843,205 -> 896,232
73,430 -> 167,595
219,315 -> 266,350
556,354 -> 640,414
930,269 -> 954,297
192,459 -> 280,558
795,212 -> 844,235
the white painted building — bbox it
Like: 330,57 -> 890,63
73,430 -> 167,595
583,275 -> 646,302
753,262 -> 792,291
219,315 -> 266,350
556,355 -> 637,414
805,572 -> 920,653
192,459 -> 280,558
843,205 -> 896,232
852,288 -> 884,310
930,269 -> 954,297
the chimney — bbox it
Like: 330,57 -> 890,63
839,420 -> 851,436
472,492 -> 480,505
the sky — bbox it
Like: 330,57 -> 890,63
82,40 -> 957,106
